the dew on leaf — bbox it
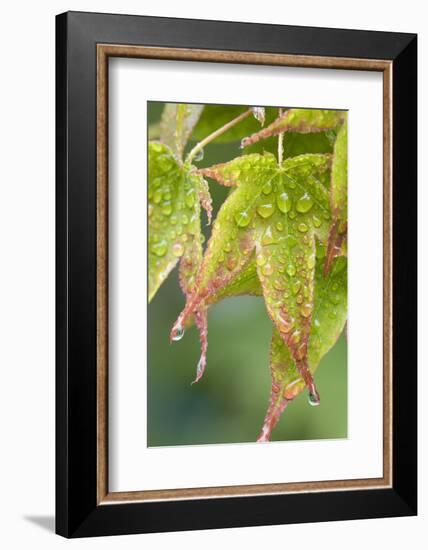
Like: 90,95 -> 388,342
262,181 -> 273,195
153,189 -> 162,204
296,193 -> 314,213
151,240 -> 167,257
298,223 -> 308,233
300,303 -> 312,318
313,215 -> 322,228
287,264 -> 296,277
161,202 -> 172,216
172,242 -> 185,257
277,192 -> 291,213
262,263 -> 273,276
234,211 -> 251,227
185,190 -> 196,208
307,255 -> 316,269
257,203 -> 275,218
262,226 -> 276,245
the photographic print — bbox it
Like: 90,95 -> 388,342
147,102 -> 348,446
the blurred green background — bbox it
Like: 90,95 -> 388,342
147,102 -> 347,446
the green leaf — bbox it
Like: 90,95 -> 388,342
258,255 -> 347,441
148,142 -> 210,301
192,105 -> 278,143
160,103 -> 204,159
325,116 -> 348,274
241,108 -> 345,148
171,152 -> 332,401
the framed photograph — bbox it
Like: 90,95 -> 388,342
56,11 -> 417,538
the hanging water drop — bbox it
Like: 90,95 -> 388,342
172,324 -> 184,341
308,391 -> 320,406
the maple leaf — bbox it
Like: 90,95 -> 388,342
241,108 -> 345,148
148,142 -> 211,301
324,117 -> 348,274
170,152 -> 332,398
240,107 -> 348,276
258,254 -> 347,441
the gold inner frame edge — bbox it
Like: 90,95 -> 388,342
96,44 -> 393,505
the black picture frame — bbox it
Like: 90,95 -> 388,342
56,10 -> 417,538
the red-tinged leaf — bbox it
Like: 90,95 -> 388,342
241,108 -> 345,148
259,255 -> 347,441
171,153 -> 332,400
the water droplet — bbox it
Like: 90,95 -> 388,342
330,293 -> 341,305
328,310 -> 337,319
153,189 -> 162,204
278,313 -> 293,333
290,329 -> 301,344
276,222 -> 284,231
292,281 -> 301,295
170,215 -> 177,225
296,193 -> 314,213
288,210 -> 296,220
194,148 -> 204,162
151,240 -> 167,257
262,226 -> 276,245
313,215 -> 322,228
234,211 -> 251,227
223,241 -> 232,252
256,256 -> 266,267
181,214 -> 189,225
185,190 -> 195,208
262,263 -> 273,276
296,294 -> 303,304
308,391 -> 320,406
273,279 -> 285,291
262,181 -> 273,195
298,223 -> 308,233
257,203 -> 275,218
287,264 -> 296,277
172,242 -> 184,257
172,324 -> 184,341
151,142 -> 163,153
287,235 -> 298,248
300,303 -> 312,318
307,255 -> 316,269
161,202 -> 172,216
277,192 -> 291,213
